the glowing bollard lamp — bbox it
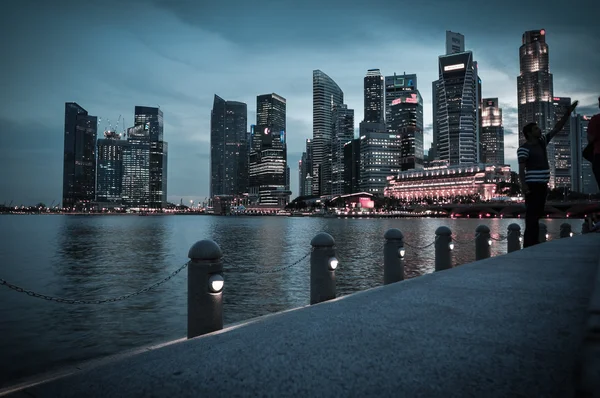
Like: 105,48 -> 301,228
384,228 -> 405,285
475,224 -> 491,261
187,239 -> 224,339
310,232 -> 337,305
435,226 -> 453,272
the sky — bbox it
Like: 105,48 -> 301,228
0,0 -> 598,206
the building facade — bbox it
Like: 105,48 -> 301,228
331,104 -> 355,195
96,131 -> 126,203
571,115 -> 599,195
517,29 -> 556,187
312,70 -> 344,196
384,164 -> 511,202
433,51 -> 479,165
210,95 -> 248,197
62,102 -> 98,210
480,98 -> 505,165
122,125 -> 150,208
249,94 -> 290,206
364,69 -> 384,123
388,88 -> 424,171
343,139 -> 361,194
552,97 -> 573,189
298,139 -> 313,197
359,131 -> 403,195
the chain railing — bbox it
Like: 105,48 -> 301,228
403,240 -> 435,250
0,262 -> 189,304
224,250 -> 311,274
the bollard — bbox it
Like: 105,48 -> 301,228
434,226 -> 453,272
187,240 -> 224,339
539,222 -> 548,243
560,223 -> 572,238
507,223 -> 521,253
383,228 -> 405,285
310,232 -> 337,305
475,225 -> 491,261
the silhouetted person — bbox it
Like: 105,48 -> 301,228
587,96 -> 600,190
517,100 -> 578,248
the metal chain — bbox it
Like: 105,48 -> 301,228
403,241 -> 435,250
490,234 -> 507,241
452,234 -> 478,244
226,250 -> 311,274
0,262 -> 188,305
335,243 -> 384,263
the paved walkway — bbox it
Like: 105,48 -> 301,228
4,234 -> 600,398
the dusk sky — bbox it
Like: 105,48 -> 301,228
1,0 -> 598,206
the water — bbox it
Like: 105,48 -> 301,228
0,214 -> 582,386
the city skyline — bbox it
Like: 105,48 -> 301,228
1,0 -> 598,205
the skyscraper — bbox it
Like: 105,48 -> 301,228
553,97 -> 573,189
433,51 -> 479,165
364,69 -> 384,123
299,139 -> 313,197
480,98 -> 505,165
517,29 -> 555,187
446,30 -> 465,55
386,73 -> 424,171
62,102 -> 97,210
122,106 -> 168,208
312,70 -> 344,196
210,95 -> 248,197
249,93 -> 290,206
331,104 -> 355,195
96,130 -> 126,204
571,115 -> 598,194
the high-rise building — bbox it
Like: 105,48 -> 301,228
517,29 -> 555,187
298,139 -> 313,197
343,139 -> 361,194
386,74 -> 424,171
553,97 -> 573,189
121,106 -> 168,208
359,131 -> 403,195
249,93 -> 290,206
571,115 -> 598,194
96,130 -> 126,203
433,51 -> 479,165
480,98 -> 505,165
62,102 -> 97,210
210,95 -> 248,197
331,104 -> 355,195
364,69 -> 384,124
312,70 -> 344,196
446,30 -> 465,55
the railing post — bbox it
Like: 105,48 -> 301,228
507,223 -> 521,253
539,222 -> 548,243
187,240 -> 224,339
384,228 -> 405,285
560,223 -> 572,238
310,232 -> 337,305
435,226 -> 453,272
475,225 -> 491,260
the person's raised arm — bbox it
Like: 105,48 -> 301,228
545,100 -> 579,143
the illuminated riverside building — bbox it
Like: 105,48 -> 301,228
384,164 -> 511,202
96,130 -> 126,203
359,132 -> 403,195
480,98 -> 505,165
552,97 -> 572,189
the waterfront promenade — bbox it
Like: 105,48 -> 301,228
2,233 -> 599,397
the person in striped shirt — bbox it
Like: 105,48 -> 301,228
517,100 -> 578,248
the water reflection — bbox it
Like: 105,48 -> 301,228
0,215 -> 584,387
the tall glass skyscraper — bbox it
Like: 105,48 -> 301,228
552,97 -> 573,189
517,29 -> 555,187
571,115 -> 598,194
249,93 -> 290,206
312,70 -> 344,196
331,104 -> 355,195
62,102 -> 97,210
299,139 -> 313,197
433,51 -> 479,165
364,69 -> 384,123
480,98 -> 505,165
210,95 -> 248,197
96,131 -> 126,203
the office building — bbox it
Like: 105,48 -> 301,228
553,97 -> 573,189
359,131 -> 403,195
312,70 -> 344,196
210,95 -> 248,197
571,115 -> 599,194
517,29 -> 556,187
364,69 -> 384,123
343,139 -> 361,194
62,102 -> 98,210
96,130 -> 126,203
446,30 -> 465,55
299,139 -> 313,197
480,98 -> 505,165
331,104 -> 355,195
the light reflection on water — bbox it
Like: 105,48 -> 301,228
0,214 -> 583,385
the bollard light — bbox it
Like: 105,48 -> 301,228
328,257 -> 339,270
398,247 -> 405,258
570,232 -> 573,237
208,274 -> 224,293
545,233 -> 549,240
448,242 -> 454,251
518,236 -> 523,243
487,239 -> 492,246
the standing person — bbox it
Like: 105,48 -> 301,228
517,100 -> 579,248
587,96 -> 600,190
